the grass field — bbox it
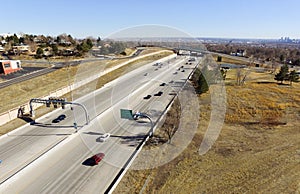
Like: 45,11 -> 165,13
212,54 -> 248,65
114,64 -> 300,193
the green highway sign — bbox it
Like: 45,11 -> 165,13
120,109 -> 134,120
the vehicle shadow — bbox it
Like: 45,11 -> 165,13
111,134 -> 146,147
31,122 -> 76,129
84,131 -> 147,147
8,133 -> 72,137
83,132 -> 104,136
82,158 -> 96,166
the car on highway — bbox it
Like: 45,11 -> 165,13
154,91 -> 163,96
153,62 -> 162,66
52,114 -> 66,123
188,58 -> 196,62
98,133 -> 110,142
92,153 -> 105,165
143,95 -> 151,99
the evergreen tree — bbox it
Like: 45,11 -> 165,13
274,64 -> 289,84
289,70 -> 299,86
12,34 -> 19,45
86,39 -> 93,49
197,72 -> 209,94
51,44 -> 58,55
36,47 -> 44,58
191,67 -> 209,94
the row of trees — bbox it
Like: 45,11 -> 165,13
0,33 -> 77,47
274,64 -> 299,85
191,55 -> 225,94
0,33 -> 129,58
191,57 -> 299,97
206,43 -> 300,66
96,41 -> 126,55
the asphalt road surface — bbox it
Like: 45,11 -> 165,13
0,55 -> 200,193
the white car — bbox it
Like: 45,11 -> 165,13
98,133 -> 110,142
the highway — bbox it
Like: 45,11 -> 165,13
0,55 -> 200,193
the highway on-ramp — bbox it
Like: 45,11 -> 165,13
0,55 -> 200,193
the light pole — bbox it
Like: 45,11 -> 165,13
133,112 -> 154,137
120,109 -> 154,137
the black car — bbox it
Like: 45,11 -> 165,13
52,114 -> 66,123
154,91 -> 163,96
143,95 -> 152,100
160,83 -> 166,86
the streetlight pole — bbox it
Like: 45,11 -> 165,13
133,112 -> 154,137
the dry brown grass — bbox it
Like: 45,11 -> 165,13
114,68 -> 300,193
212,54 -> 248,65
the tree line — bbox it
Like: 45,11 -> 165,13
274,64 -> 299,85
0,33 -> 127,58
205,43 -> 300,66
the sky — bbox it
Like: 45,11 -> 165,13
1,0 -> 299,39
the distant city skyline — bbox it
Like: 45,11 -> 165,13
1,0 -> 299,39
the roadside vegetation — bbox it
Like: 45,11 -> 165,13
114,54 -> 300,193
0,33 -> 128,59
206,42 -> 300,66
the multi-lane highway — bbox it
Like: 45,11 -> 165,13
0,54 -> 200,193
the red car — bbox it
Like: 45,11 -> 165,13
92,153 -> 105,165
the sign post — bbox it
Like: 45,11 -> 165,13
120,109 -> 154,137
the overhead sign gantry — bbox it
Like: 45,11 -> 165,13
29,97 -> 90,125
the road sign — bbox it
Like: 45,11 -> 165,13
120,109 -> 133,120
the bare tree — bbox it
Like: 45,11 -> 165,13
166,125 -> 176,144
164,98 -> 181,143
236,68 -> 250,86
